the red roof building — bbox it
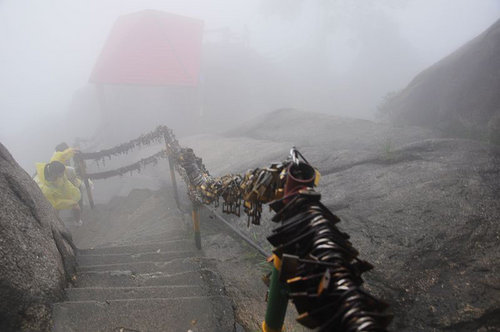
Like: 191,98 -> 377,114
90,10 -> 204,86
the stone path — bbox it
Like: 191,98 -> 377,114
52,211 -> 236,332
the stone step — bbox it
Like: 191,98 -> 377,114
74,269 -> 206,288
66,285 -> 206,301
78,240 -> 194,256
76,257 -> 208,274
52,296 -> 235,332
77,256 -> 217,275
94,226 -> 189,242
128,229 -> 193,244
76,250 -> 198,266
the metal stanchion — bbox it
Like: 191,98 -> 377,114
262,156 -> 317,331
262,254 -> 288,332
75,156 -> 95,209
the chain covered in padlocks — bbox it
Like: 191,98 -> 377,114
268,189 -> 392,331
77,125 -> 391,331
174,144 -> 295,225
175,144 -> 391,330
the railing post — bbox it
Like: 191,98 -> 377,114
191,202 -> 202,250
262,159 -> 316,331
168,155 -> 180,209
76,156 -> 95,209
262,254 -> 288,332
164,137 -> 180,209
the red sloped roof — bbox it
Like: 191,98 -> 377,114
90,10 -> 203,86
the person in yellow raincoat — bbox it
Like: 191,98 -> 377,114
36,160 -> 82,225
51,142 -> 82,188
51,142 -> 75,163
50,142 -> 91,211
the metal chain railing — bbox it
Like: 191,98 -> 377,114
72,125 -> 392,331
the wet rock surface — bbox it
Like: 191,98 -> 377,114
183,110 -> 500,331
320,138 -> 500,331
381,18 -> 500,141
0,143 -> 75,331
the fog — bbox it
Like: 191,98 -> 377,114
1,0 -> 498,172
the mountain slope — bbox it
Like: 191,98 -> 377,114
381,18 -> 500,142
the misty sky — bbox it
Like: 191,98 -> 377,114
0,0 -> 499,169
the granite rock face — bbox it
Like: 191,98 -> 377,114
380,18 -> 500,141
318,138 -> 500,331
184,109 -> 500,331
0,143 -> 76,331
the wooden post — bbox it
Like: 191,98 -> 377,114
76,156 -> 95,209
192,203 -> 201,250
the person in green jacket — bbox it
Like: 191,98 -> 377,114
36,160 -> 82,226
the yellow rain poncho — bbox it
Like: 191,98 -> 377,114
50,147 -> 76,164
50,147 -> 82,188
36,162 -> 81,210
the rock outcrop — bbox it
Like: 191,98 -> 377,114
380,18 -> 500,143
319,138 -> 500,331
0,143 -> 76,331
183,109 -> 500,331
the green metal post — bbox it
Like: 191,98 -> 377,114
262,254 -> 288,332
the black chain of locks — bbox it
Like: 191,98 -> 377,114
85,150 -> 168,180
78,126 -> 170,162
76,126 -> 174,179
173,145 -> 392,331
268,189 -> 392,331
175,146 -> 289,226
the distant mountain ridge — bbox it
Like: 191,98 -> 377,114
381,18 -> 500,143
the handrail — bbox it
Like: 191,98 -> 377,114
71,125 -> 392,331
207,206 -> 270,257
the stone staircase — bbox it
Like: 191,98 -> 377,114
52,219 -> 236,331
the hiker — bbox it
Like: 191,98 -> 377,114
51,142 -> 76,164
51,142 -> 82,185
51,142 -> 88,209
35,160 -> 83,226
